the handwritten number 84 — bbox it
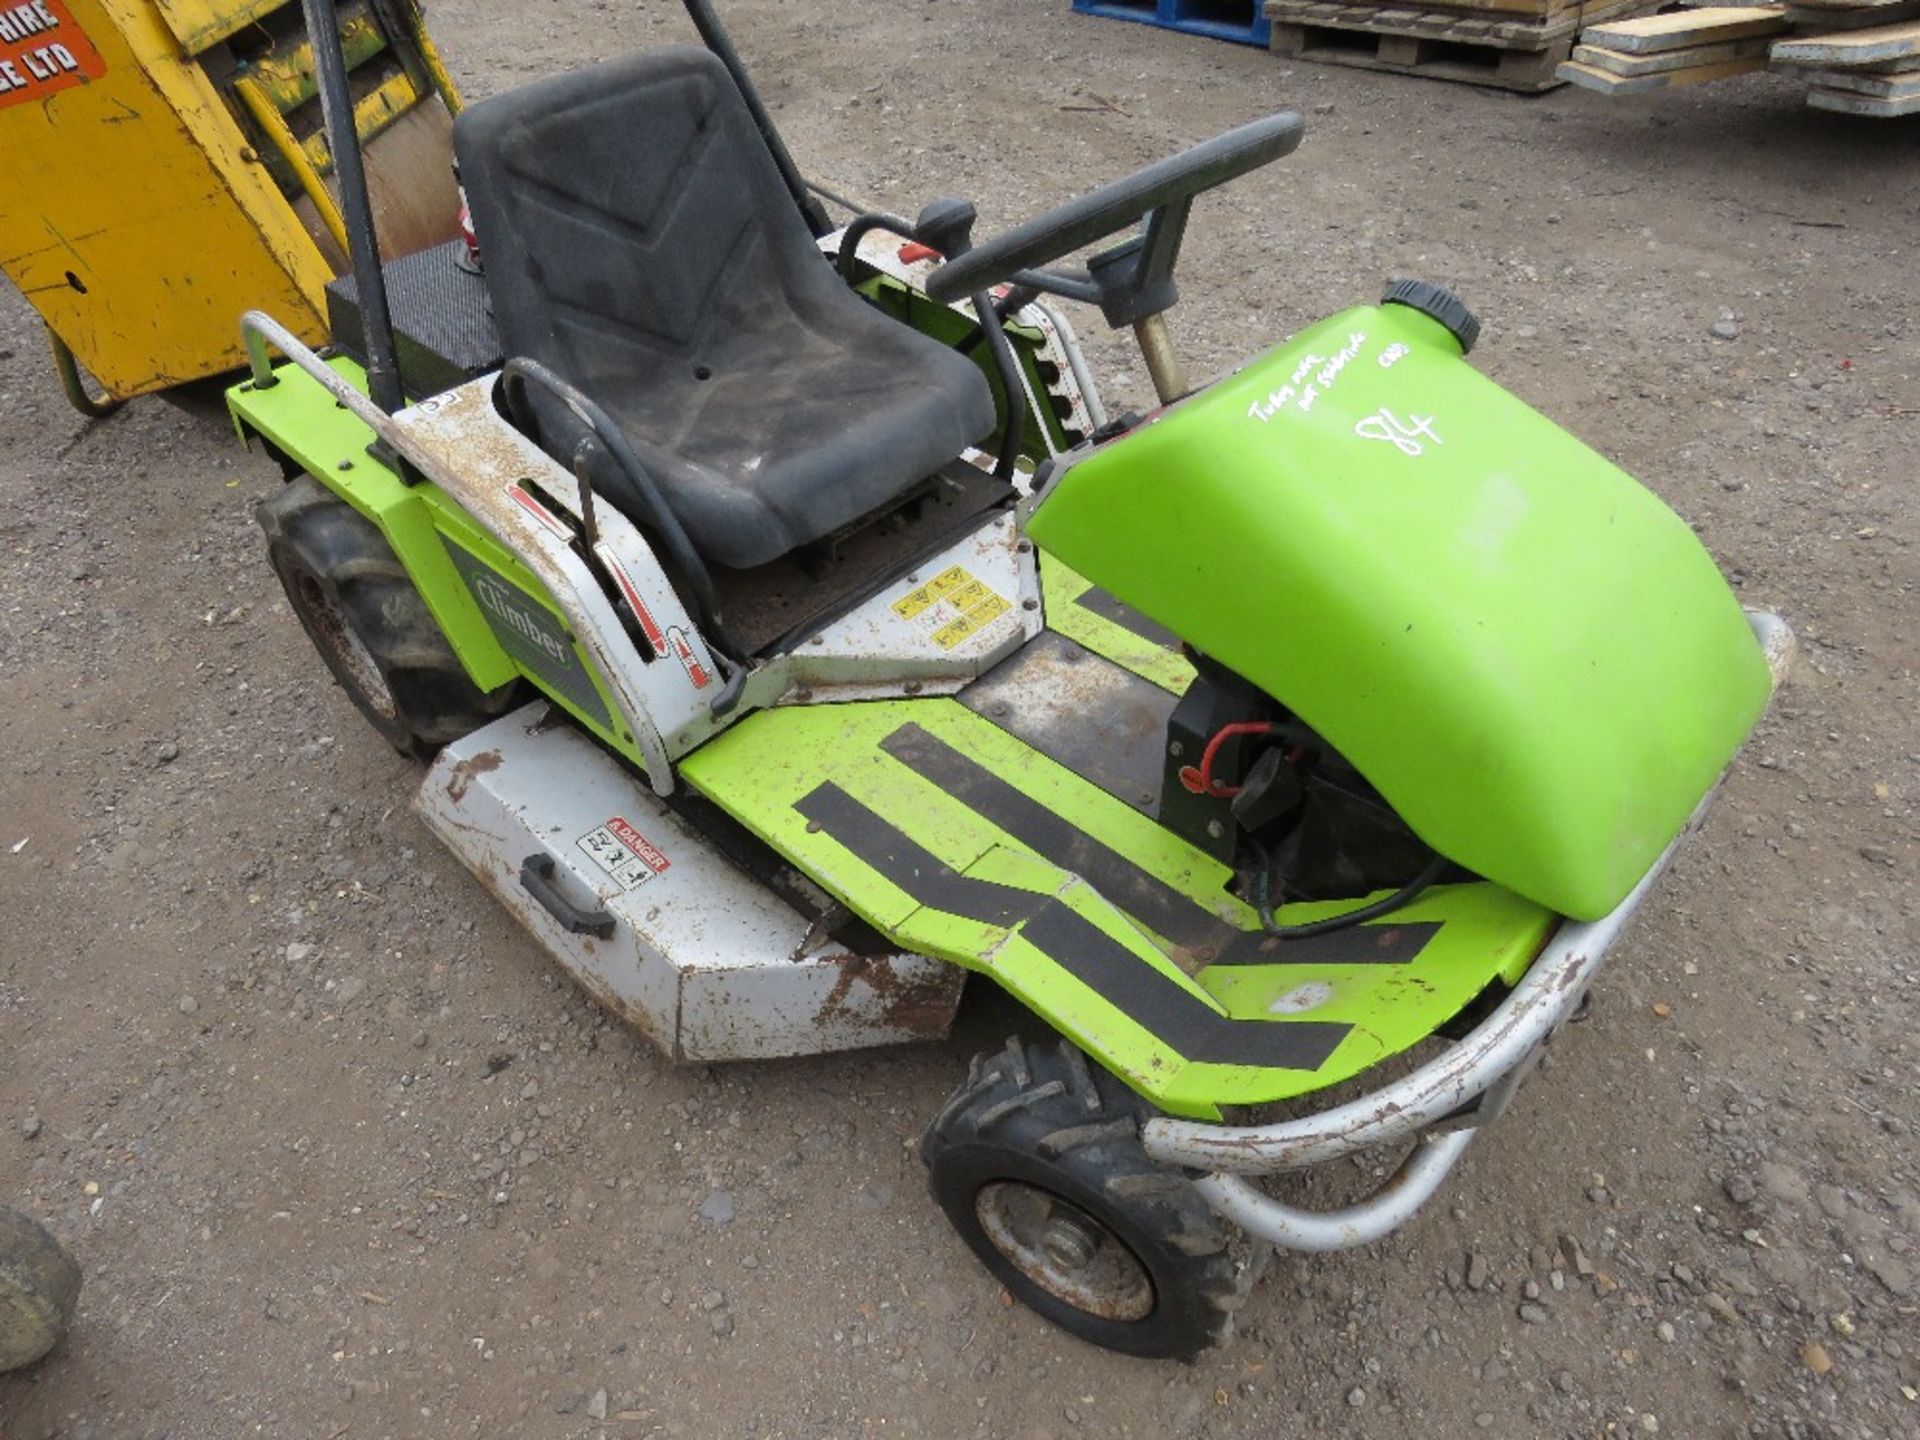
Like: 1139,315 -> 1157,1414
1354,408 -> 1442,457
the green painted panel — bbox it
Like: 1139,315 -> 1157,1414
1040,557 -> 1195,697
226,362 -> 638,760
1026,304 -> 1769,921
681,697 -> 1554,1118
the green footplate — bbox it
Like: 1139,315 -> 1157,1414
681,696 -> 1553,1120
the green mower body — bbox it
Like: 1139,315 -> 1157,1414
224,9 -> 1790,1354
1027,304 -> 1772,920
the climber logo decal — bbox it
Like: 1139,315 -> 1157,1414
442,540 -> 613,729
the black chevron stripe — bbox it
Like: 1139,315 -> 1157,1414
877,722 -> 1441,969
794,782 -> 1351,1073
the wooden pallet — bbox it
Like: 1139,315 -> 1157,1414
1582,5 -> 1787,50
1386,0 -> 1617,20
1776,47 -> 1920,67
1796,61 -> 1920,86
1784,0 -> 1920,27
1571,33 -> 1775,69
1267,0 -> 1655,89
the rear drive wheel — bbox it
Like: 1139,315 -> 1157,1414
921,1036 -> 1265,1359
0,1206 -> 81,1372
259,475 -> 514,759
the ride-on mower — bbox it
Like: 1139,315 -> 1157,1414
230,0 -> 1790,1356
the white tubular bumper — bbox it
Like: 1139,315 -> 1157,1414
1142,611 -> 1794,1250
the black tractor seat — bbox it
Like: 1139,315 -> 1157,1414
454,47 -> 997,572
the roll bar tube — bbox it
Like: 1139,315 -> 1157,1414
682,0 -> 831,237
299,0 -> 405,416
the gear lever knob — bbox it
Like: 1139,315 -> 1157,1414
913,197 -> 977,259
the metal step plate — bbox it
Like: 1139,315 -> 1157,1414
678,691 -> 1555,1120
416,705 -> 963,1062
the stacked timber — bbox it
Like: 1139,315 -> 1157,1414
1561,0 -> 1920,111
1559,7 -> 1788,92
1263,0 -> 1665,91
1772,17 -> 1920,114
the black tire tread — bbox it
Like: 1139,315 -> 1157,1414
922,1037 -> 1264,1359
259,475 -> 515,760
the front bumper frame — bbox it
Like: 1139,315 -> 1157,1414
1143,611 -> 1794,1251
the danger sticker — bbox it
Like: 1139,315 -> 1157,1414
576,817 -> 670,890
0,2 -> 105,111
891,565 -> 1012,651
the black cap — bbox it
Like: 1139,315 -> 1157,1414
1381,277 -> 1480,355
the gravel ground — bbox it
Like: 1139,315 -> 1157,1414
2,2 -> 1917,1437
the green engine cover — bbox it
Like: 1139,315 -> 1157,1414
1025,302 -> 1770,921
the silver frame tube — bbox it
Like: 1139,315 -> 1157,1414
1145,611 -> 1793,1247
242,311 -> 399,442
1194,1130 -> 1476,1252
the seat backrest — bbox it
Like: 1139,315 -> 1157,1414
453,46 -> 834,416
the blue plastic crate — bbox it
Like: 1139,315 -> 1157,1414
1071,0 -> 1271,47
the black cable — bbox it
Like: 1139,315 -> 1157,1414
836,212 -> 916,285
969,287 -> 1028,481
1255,846 -> 1449,941
831,216 -> 1027,479
956,284 -> 1040,356
500,357 -> 733,662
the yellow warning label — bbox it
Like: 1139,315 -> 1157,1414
891,565 -> 971,621
892,565 -> 1012,650
931,592 -> 1010,649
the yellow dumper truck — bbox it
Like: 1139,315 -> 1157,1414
0,0 -> 459,413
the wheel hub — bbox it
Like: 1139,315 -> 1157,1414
1039,1213 -> 1100,1272
975,1181 -> 1153,1323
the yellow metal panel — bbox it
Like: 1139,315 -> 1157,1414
244,6 -> 383,110
150,0 -> 282,55
299,68 -> 417,171
0,0 -> 330,396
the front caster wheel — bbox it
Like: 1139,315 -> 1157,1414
921,1036 -> 1265,1359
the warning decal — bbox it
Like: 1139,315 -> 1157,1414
891,565 -> 1012,651
576,817 -> 671,890
0,2 -> 105,111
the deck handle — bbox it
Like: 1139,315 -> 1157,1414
519,853 -> 615,939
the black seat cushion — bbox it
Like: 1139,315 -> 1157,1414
454,48 -> 996,570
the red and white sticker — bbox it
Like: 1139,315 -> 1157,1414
594,546 -> 668,658
576,816 -> 670,890
508,485 -> 574,542
666,626 -> 711,689
0,2 -> 105,112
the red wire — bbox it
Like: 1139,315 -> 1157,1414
1178,722 -> 1277,798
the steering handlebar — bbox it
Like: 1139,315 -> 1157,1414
923,112 -> 1304,308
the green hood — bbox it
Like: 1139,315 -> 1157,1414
1024,303 -> 1769,920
